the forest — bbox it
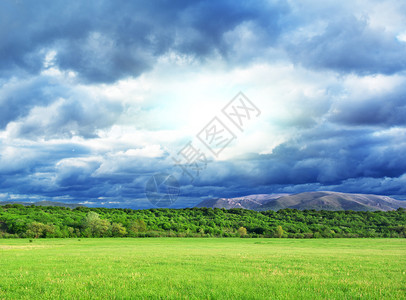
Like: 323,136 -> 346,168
0,204 -> 405,238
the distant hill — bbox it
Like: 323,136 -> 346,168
196,192 -> 406,211
0,200 -> 83,209
196,194 -> 289,210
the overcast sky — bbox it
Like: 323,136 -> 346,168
1,0 -> 406,208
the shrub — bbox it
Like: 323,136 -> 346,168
237,227 -> 247,237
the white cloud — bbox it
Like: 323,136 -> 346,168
397,32 -> 406,43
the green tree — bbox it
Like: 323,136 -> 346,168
275,225 -> 284,238
26,222 -> 55,238
237,226 -> 247,237
111,222 -> 127,237
83,212 -> 110,237
26,222 -> 45,238
128,219 -> 147,233
43,224 -> 56,237
1,204 -> 406,239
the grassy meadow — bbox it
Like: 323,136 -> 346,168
0,238 -> 405,299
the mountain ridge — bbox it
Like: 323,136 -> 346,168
196,191 -> 406,211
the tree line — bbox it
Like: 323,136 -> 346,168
0,204 -> 405,238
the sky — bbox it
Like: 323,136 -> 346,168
1,0 -> 406,209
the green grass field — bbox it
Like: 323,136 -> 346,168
0,238 -> 405,299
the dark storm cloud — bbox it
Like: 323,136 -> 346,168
329,85 -> 406,126
282,3 -> 406,75
0,148 -> 175,207
2,114 -> 405,207
0,76 -> 65,129
267,126 -> 406,182
182,125 -> 406,200
2,0 -> 405,85
0,0 -> 287,83
0,142 -> 90,177
9,94 -> 123,139
2,124 -> 405,207
0,73 -> 124,138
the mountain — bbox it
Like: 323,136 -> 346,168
0,200 -> 83,209
196,192 -> 406,211
196,194 -> 289,210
